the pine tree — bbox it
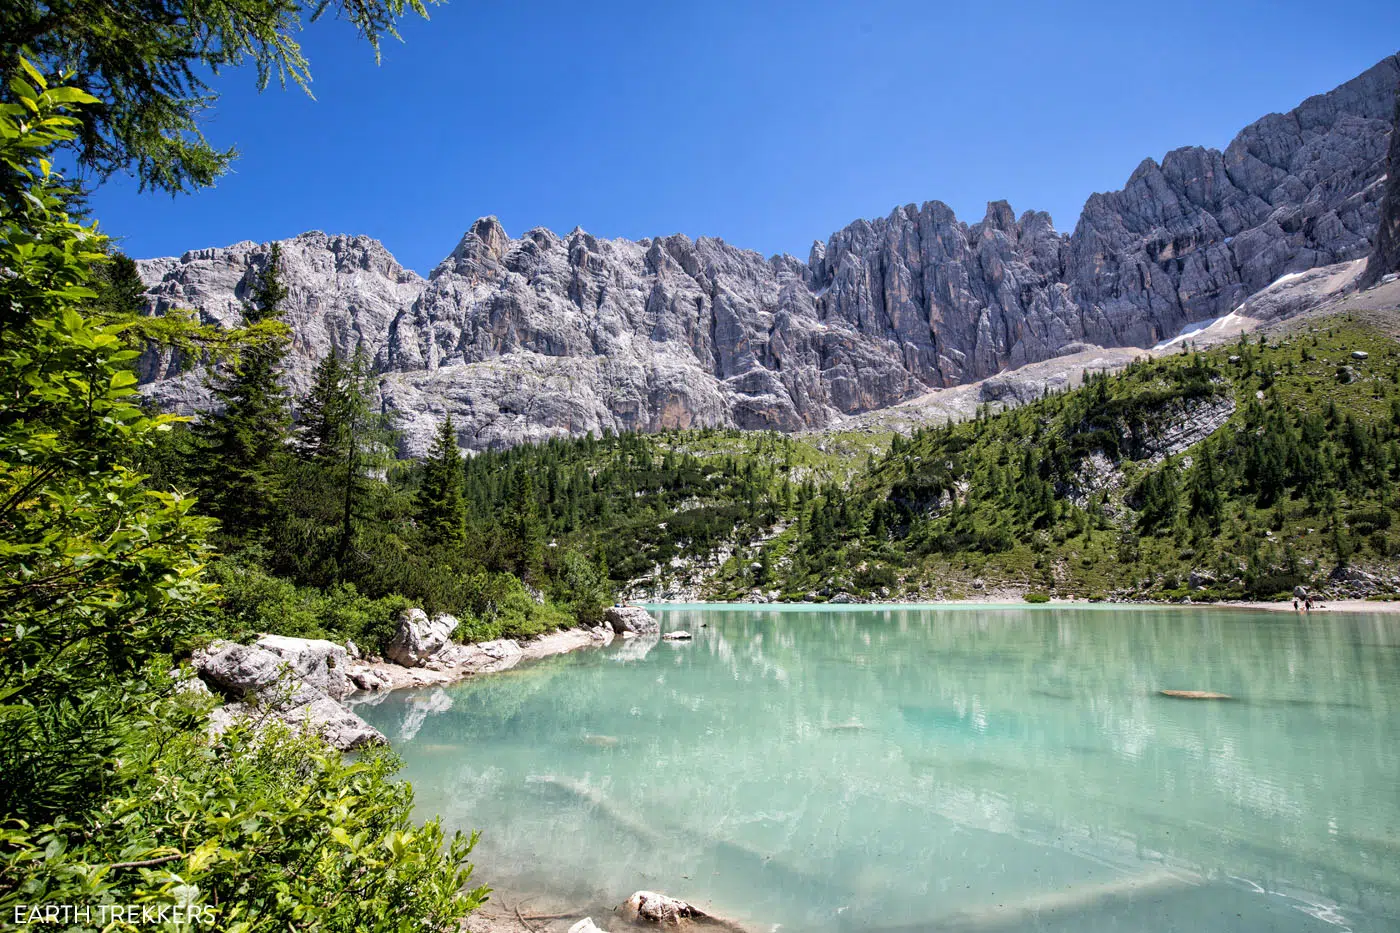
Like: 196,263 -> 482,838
1187,444 -> 1223,531
417,414 -> 466,549
296,346 -> 348,463
196,242 -> 291,542
91,252 -> 147,320
336,346 -> 394,564
504,468 -> 545,583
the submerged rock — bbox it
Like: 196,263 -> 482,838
605,605 -> 660,635
620,891 -> 705,924
662,630 -> 694,640
1159,689 -> 1234,700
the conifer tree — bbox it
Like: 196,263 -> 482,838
336,346 -> 394,564
418,414 -> 467,549
296,345 -> 348,463
504,468 -> 545,583
196,242 -> 291,541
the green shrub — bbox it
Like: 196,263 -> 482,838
1,711 -> 487,932
1023,592 -> 1052,603
209,561 -> 412,655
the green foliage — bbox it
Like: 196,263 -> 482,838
1,0 -> 437,192
1023,592 -> 1051,604
1,718 -> 487,932
207,560 -> 412,653
0,63 -> 215,821
1,61 -> 483,930
194,242 -> 292,540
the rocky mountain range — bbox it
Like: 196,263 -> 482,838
138,54 -> 1400,454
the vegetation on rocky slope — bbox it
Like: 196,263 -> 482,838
474,316 -> 1400,604
729,317 -> 1400,602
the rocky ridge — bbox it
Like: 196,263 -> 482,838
137,56 -> 1400,454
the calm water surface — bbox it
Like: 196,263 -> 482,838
353,606 -> 1400,932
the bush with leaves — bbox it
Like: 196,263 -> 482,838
0,63 -> 484,929
2,702 -> 487,932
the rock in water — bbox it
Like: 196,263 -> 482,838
1159,690 -> 1234,700
662,630 -> 694,640
568,921 -> 604,933
135,57 -> 1400,454
385,608 -> 459,667
620,891 -> 705,923
605,606 -> 660,635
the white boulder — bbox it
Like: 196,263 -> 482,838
568,921 -> 604,933
386,608 -> 460,667
191,640 -> 386,750
620,891 -> 704,923
254,634 -> 354,699
604,606 -> 659,635
349,666 -> 394,692
432,638 -> 522,673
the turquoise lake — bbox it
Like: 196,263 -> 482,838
353,605 -> 1400,932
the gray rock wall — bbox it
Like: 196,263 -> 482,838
137,55 -> 1399,454
1361,71 -> 1400,287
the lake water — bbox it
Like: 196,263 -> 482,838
353,605 -> 1400,932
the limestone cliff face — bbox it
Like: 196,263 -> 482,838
1361,71 -> 1400,287
137,55 -> 1399,454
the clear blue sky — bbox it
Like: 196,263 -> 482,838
89,0 -> 1400,274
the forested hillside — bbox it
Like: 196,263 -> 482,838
443,313 -> 1400,604
460,429 -> 875,597
715,315 -> 1400,602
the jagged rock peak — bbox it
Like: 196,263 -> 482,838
136,53 -> 1400,455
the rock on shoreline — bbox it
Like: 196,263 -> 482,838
191,640 -> 386,750
604,606 -> 660,635
189,610 -> 639,750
